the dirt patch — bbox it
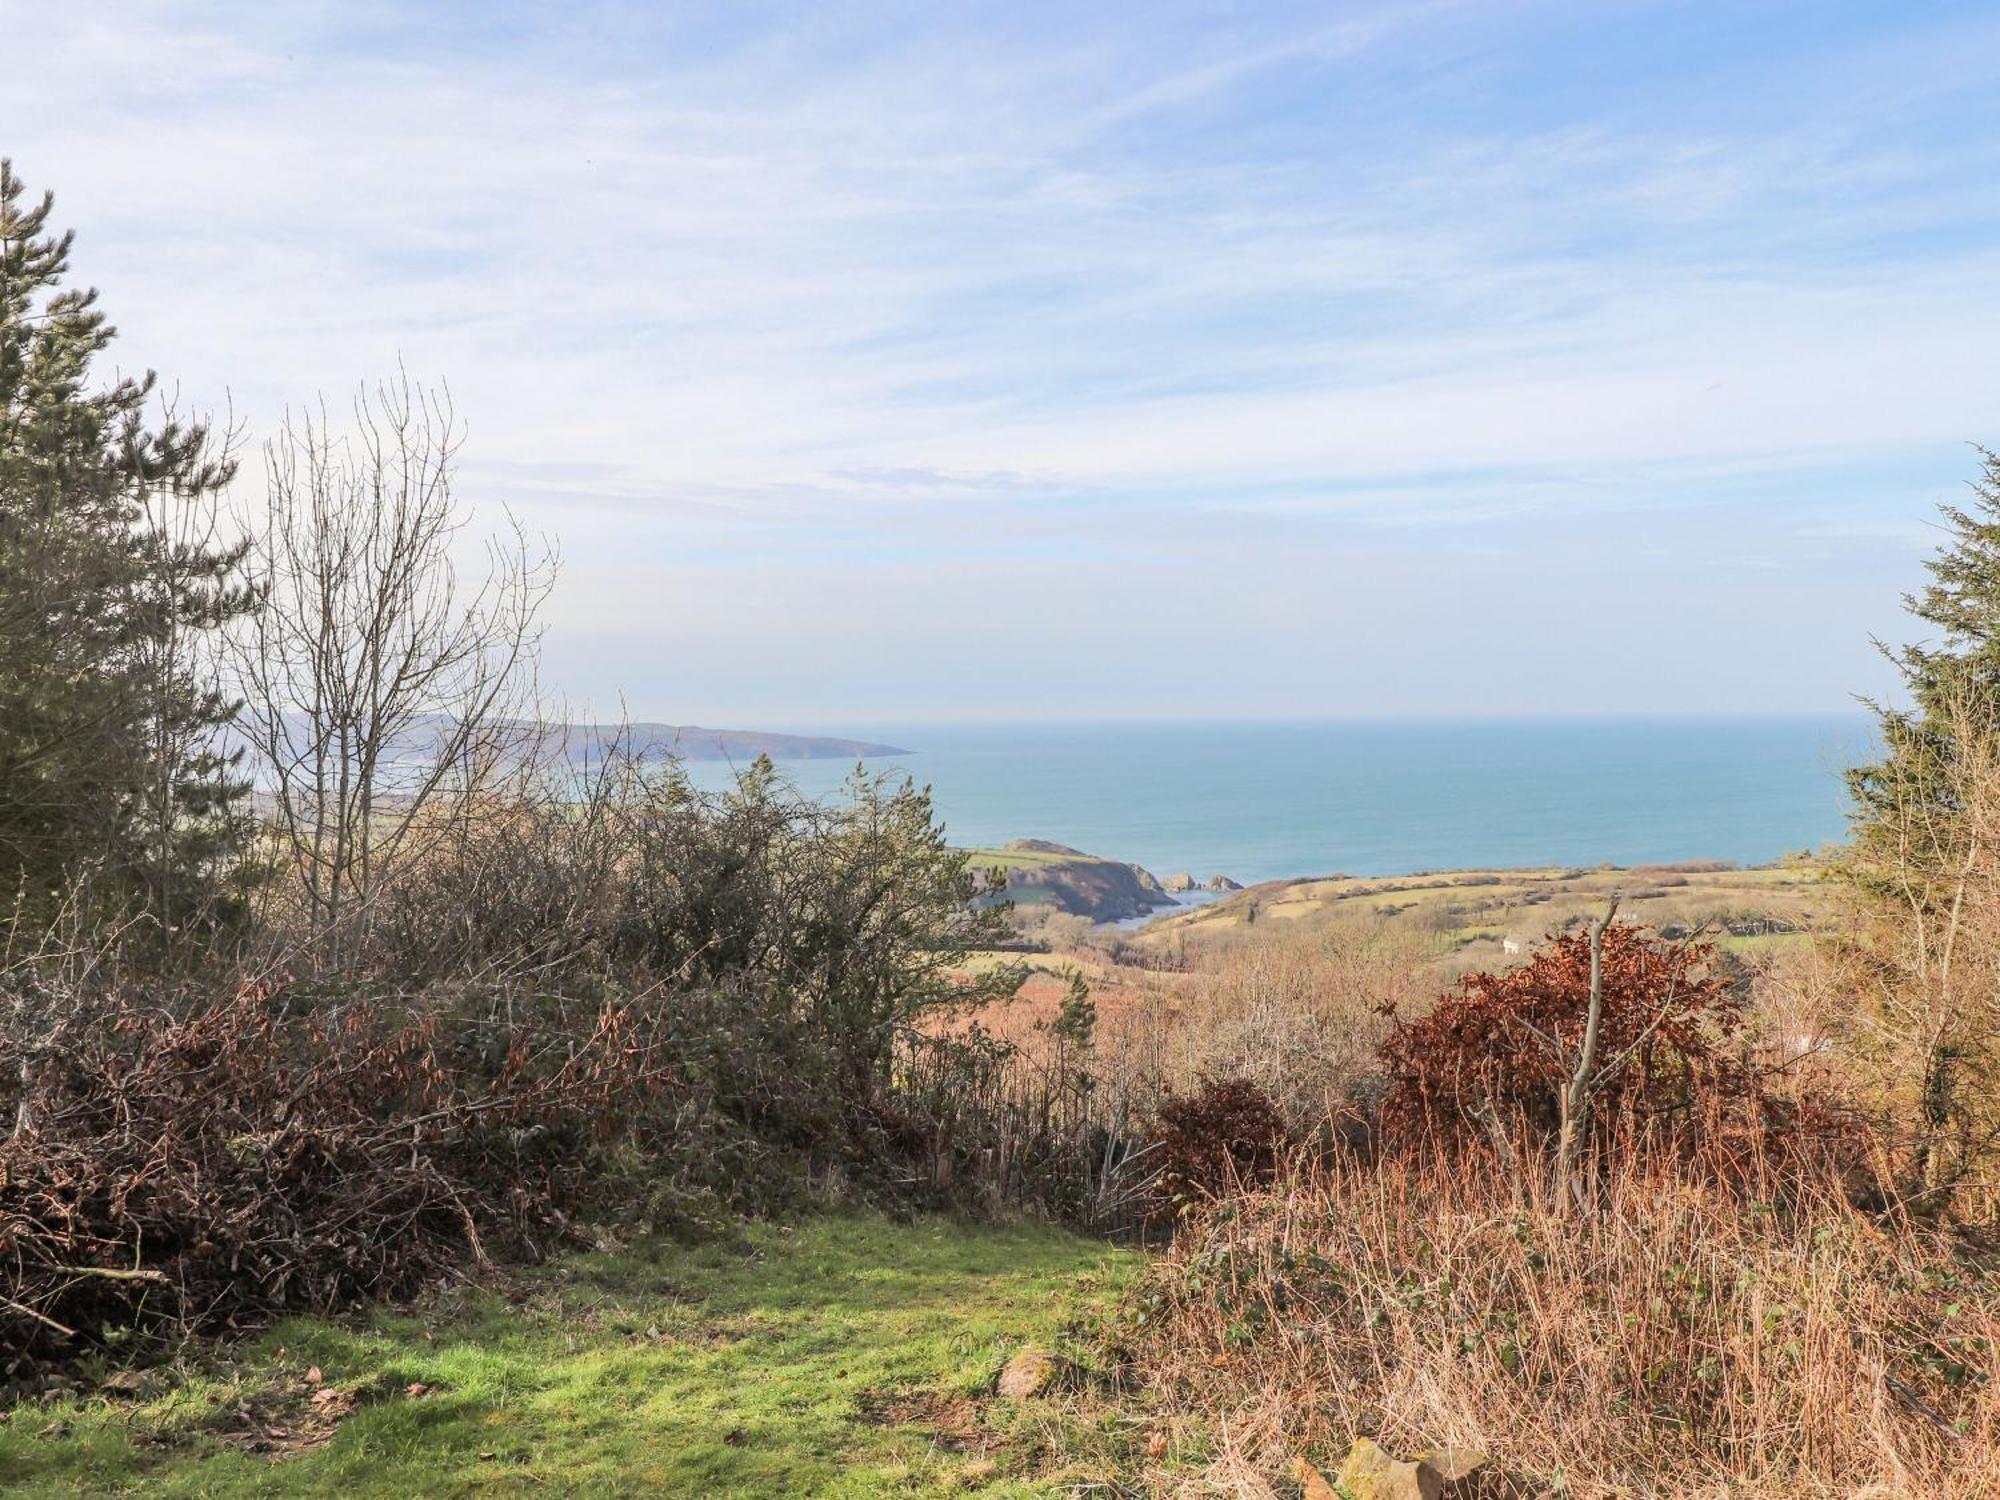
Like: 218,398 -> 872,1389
125,1368 -> 435,1460
217,1368 -> 431,1457
624,1315 -> 756,1348
855,1387 -> 988,1454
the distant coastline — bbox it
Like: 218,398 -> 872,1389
574,721 -> 910,763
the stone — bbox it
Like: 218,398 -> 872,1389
1420,1445 -> 1489,1487
1162,871 -> 1197,893
1205,874 -> 1244,891
1290,1455 -> 1341,1500
1335,1437 -> 1444,1500
994,1348 -> 1069,1399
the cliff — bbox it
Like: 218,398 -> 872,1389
966,839 -> 1177,922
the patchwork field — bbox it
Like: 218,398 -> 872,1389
1138,858 -> 1833,958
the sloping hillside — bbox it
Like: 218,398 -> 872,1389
575,722 -> 908,762
1137,858 -> 1831,959
966,839 -> 1178,922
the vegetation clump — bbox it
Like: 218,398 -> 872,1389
1126,1150 -> 1998,1497
0,764 -> 1028,1366
1377,921 -> 1858,1185
2,975 -> 645,1360
1142,1076 -> 1290,1227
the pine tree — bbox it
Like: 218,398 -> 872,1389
1844,447 -> 2000,1196
1848,448 -> 2000,882
0,160 -> 258,932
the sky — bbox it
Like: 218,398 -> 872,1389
6,0 -> 2000,727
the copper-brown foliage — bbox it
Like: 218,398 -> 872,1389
1377,923 -> 1840,1171
1144,1076 -> 1290,1225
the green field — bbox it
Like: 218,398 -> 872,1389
1140,859 -> 1834,957
961,846 -> 1089,872
1,1217 -> 1137,1499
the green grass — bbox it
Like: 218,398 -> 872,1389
961,847 -> 1089,872
1,1215 -> 1139,1498
956,950 -> 1073,977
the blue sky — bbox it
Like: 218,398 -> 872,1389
8,1 -> 2000,724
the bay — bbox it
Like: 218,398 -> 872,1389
679,716 -> 1875,885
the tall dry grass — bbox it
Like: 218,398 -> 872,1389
1107,913 -> 1440,1130
1128,1148 -> 1999,1498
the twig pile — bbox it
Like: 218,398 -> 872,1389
0,975 -> 667,1368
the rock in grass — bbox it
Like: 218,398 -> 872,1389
1290,1454 -> 1342,1500
1326,1437 -> 1493,1498
1420,1445 -> 1489,1487
1334,1436 -> 1444,1500
994,1348 -> 1069,1399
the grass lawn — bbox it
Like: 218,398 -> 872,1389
1,1215 -> 1139,1498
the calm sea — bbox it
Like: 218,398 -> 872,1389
679,716 -> 1876,886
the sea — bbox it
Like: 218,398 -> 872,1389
678,716 -> 1877,887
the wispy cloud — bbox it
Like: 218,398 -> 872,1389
5,0 -> 1998,719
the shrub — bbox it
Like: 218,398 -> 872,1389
366,757 -> 1016,1109
1376,922 -> 1853,1181
1132,913 -> 1435,1130
1143,1076 -> 1290,1226
0,759 -> 1040,1368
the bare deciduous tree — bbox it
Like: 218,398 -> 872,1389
232,373 -> 555,963
1553,896 -> 1618,1206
